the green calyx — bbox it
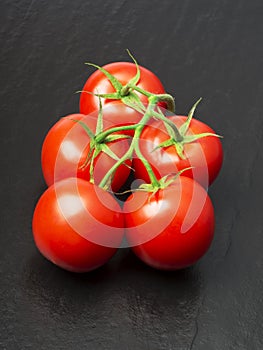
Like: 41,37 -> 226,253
79,130 -> 131,185
152,98 -> 222,159
84,50 -> 175,114
138,167 -> 194,194
71,99 -> 131,186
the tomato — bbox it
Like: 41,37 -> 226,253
79,62 -> 166,115
32,178 -> 124,272
133,116 -> 223,187
124,176 -> 215,270
41,114 -> 131,191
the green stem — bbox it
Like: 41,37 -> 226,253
133,130 -> 159,188
99,139 -> 134,189
95,124 -> 138,143
154,93 -> 175,113
128,85 -> 152,98
128,85 -> 175,113
99,98 -> 160,189
120,85 -> 130,97
151,110 -> 183,142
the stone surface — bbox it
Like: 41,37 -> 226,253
0,0 -> 263,349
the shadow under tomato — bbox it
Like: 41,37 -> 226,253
22,246 -> 203,338
22,251 -> 119,320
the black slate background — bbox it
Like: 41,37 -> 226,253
1,1 -> 263,349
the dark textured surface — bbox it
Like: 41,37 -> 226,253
1,1 -> 263,349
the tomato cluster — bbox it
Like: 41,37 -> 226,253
32,53 -> 223,273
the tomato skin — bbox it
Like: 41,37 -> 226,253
41,114 -> 131,191
79,62 -> 166,114
134,116 -> 223,187
32,178 -> 124,272
124,176 -> 215,270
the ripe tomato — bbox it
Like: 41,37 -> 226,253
41,114 -> 131,191
133,116 -> 223,187
124,176 -> 215,270
79,62 -> 166,115
32,178 -> 124,272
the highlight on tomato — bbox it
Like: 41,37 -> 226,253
32,178 -> 124,272
41,113 -> 131,192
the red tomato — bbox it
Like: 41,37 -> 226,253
32,178 -> 124,272
79,62 -> 166,114
124,176 -> 215,270
41,114 -> 131,191
133,116 -> 223,187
